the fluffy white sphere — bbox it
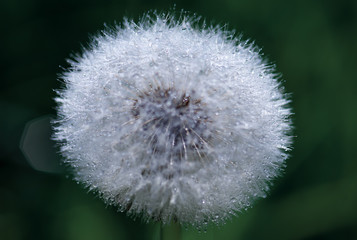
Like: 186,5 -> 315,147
54,13 -> 292,227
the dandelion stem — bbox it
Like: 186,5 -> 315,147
160,222 -> 181,240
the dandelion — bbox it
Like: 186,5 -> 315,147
53,12 -> 292,228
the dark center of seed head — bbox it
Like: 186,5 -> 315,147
132,87 -> 211,161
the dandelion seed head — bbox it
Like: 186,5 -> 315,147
54,12 -> 293,227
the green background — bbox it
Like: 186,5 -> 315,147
1,0 -> 357,239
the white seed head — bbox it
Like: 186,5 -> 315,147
54,12 -> 292,227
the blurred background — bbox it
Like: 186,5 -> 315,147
1,0 -> 357,239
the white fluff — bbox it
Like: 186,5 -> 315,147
54,13 -> 292,227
